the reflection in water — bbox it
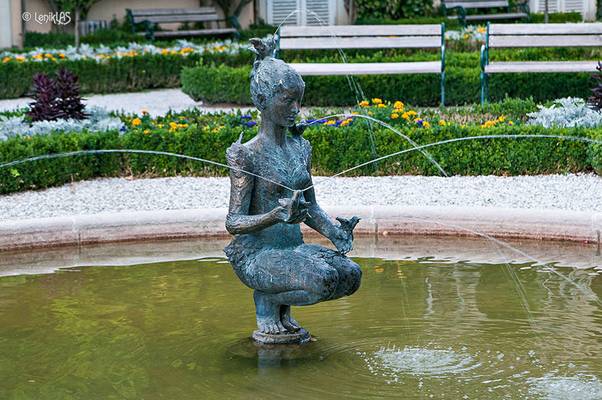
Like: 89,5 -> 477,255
0,257 -> 601,399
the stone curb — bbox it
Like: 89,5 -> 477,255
0,206 -> 600,251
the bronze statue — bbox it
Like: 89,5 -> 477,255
224,36 -> 362,344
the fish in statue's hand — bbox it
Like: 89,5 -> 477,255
333,216 -> 361,255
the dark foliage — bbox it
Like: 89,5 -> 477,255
55,68 -> 87,120
26,69 -> 87,121
26,73 -> 61,122
588,62 -> 602,111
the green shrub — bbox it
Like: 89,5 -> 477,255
355,0 -> 433,20
0,54 -> 202,99
529,12 -> 582,23
181,62 -> 594,106
0,108 -> 597,194
0,130 -> 122,194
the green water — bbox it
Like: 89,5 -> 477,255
1,257 -> 602,399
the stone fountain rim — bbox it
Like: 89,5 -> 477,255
0,205 -> 600,252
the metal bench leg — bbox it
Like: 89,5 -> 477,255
441,71 -> 446,107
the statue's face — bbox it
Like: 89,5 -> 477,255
265,81 -> 304,128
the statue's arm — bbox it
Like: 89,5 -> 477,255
301,143 -> 338,240
224,144 -> 280,235
303,183 -> 339,240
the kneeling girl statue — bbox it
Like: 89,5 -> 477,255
224,36 -> 362,344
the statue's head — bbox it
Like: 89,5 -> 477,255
249,36 -> 305,128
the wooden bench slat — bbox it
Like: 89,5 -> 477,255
445,0 -> 508,8
490,23 -> 602,35
280,36 -> 441,50
490,34 -> 602,48
130,7 -> 217,16
136,14 -> 220,23
145,28 -> 236,38
289,62 -> 442,76
485,61 -> 598,73
465,12 -> 527,20
279,25 -> 442,37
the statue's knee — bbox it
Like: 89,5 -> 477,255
347,264 -> 362,295
317,268 -> 339,299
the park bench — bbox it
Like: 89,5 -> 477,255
442,0 -> 529,27
480,23 -> 602,103
126,7 -> 238,40
276,24 -> 447,105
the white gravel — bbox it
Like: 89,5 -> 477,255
0,89 -> 251,117
0,174 -> 600,221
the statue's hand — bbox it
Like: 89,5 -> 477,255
289,121 -> 308,136
331,216 -> 361,254
273,190 -> 310,224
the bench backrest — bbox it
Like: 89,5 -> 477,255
488,23 -> 602,48
129,7 -> 221,24
278,24 -> 444,50
444,0 -> 509,9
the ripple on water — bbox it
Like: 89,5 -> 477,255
528,374 -> 602,400
361,346 -> 481,379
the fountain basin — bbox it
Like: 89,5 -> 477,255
0,206 -> 600,252
0,236 -> 601,399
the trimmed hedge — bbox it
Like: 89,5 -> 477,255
0,55 -> 202,99
181,63 -> 594,106
0,114 -> 597,194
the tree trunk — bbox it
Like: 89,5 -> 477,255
75,8 -> 80,49
544,0 -> 549,22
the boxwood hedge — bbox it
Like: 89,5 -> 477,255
0,117 -> 598,194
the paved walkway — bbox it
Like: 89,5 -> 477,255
0,89 -> 251,117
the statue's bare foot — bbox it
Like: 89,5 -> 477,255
254,291 -> 286,334
280,305 -> 301,332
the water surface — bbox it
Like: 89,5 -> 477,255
1,257 -> 601,399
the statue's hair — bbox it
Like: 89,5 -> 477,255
249,36 -> 305,110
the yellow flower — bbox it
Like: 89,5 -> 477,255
438,120 -> 447,126
481,120 -> 497,128
180,47 -> 194,54
391,113 -> 399,119
325,120 -> 336,125
377,103 -> 386,108
2,56 -> 10,63
367,111 -> 374,116
477,26 -> 486,34
497,115 -> 506,122
143,129 -> 150,134
508,120 -> 514,125
44,53 -> 53,58
340,118 -> 352,126
59,53 -> 65,59
372,98 -> 383,105
169,121 -> 178,130
423,121 -> 431,128
393,101 -> 404,110
406,110 -> 417,117
359,100 -> 369,107
15,55 -> 25,62
161,48 -> 170,55
33,54 -> 43,60
131,118 -> 142,127
402,112 -> 410,120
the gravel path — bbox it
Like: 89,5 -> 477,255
0,174 -> 600,221
0,89 -> 251,117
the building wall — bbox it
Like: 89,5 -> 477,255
21,0 -> 254,35
2,0 -> 24,49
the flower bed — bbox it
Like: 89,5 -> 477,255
0,99 -> 598,194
